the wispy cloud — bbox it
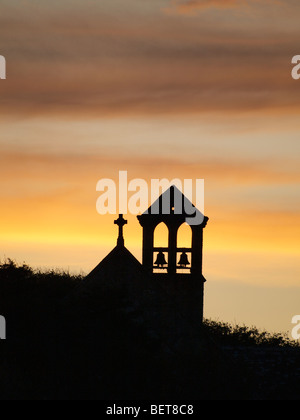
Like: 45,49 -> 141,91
169,0 -> 244,14
167,0 -> 281,15
0,0 -> 298,118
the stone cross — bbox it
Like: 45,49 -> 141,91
114,214 -> 128,247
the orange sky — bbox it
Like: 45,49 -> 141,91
0,0 -> 299,334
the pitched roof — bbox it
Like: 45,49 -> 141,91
71,244 -> 143,301
86,245 -> 142,282
141,185 -> 207,226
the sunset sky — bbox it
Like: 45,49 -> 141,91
0,0 -> 299,333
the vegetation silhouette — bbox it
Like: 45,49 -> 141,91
0,259 -> 299,400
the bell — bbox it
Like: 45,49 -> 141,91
178,252 -> 190,267
154,251 -> 167,268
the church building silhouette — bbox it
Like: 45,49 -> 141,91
84,186 -> 209,327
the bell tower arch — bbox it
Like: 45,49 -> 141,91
137,186 -> 208,278
137,185 -> 209,324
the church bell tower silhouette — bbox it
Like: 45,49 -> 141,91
137,185 -> 209,324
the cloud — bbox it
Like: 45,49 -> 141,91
168,0 -> 279,14
0,150 -> 299,190
0,0 -> 298,118
170,0 -> 243,14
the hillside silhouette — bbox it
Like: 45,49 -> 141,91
0,259 -> 299,400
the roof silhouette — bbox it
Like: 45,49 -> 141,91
72,216 -> 144,299
82,244 -> 143,292
142,185 -> 206,226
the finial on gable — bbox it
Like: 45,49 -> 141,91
114,214 -> 128,248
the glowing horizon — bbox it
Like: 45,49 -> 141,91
0,0 -> 299,334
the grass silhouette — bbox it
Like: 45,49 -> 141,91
0,259 -> 299,400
